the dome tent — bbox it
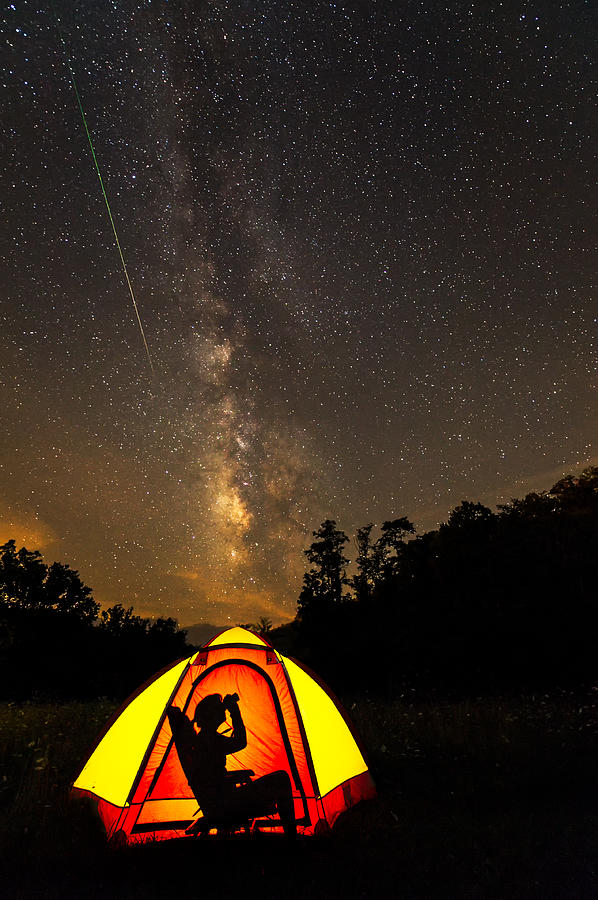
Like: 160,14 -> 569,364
72,626 -> 375,842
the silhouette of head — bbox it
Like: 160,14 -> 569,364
194,694 -> 225,729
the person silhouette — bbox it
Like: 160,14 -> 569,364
168,693 -> 296,837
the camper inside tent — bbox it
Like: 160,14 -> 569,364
72,626 -> 376,842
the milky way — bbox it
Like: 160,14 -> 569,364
1,1 -> 596,625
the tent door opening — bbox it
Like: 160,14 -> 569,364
134,659 -> 311,833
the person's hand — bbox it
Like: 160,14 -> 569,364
223,693 -> 239,710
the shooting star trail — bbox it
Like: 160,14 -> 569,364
55,15 -> 155,378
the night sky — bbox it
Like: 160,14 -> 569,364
2,1 -> 596,627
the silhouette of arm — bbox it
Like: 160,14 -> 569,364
223,699 -> 247,754
167,706 -> 186,742
167,707 -> 196,776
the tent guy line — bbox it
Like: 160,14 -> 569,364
54,10 -> 156,379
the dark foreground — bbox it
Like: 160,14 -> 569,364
2,694 -> 598,899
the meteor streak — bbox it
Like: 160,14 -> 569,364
55,16 -> 155,378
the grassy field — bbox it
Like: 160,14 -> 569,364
2,693 -> 598,899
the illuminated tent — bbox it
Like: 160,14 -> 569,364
72,626 -> 375,842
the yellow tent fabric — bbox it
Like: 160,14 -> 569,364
207,626 -> 266,646
282,656 -> 368,797
73,655 -> 192,807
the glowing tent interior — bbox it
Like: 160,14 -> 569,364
72,626 -> 376,841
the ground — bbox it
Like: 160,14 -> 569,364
1,693 -> 598,899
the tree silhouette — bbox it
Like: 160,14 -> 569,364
377,517 -> 416,577
445,500 -> 495,531
287,467 -> 598,696
237,616 -> 273,634
352,518 -> 415,601
44,561 -> 98,622
0,541 -> 47,609
0,540 -> 190,700
99,602 -> 147,636
297,519 -> 350,624
254,615 -> 273,635
0,540 -> 98,621
352,523 -> 378,603
549,466 -> 598,512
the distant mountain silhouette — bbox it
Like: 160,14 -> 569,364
183,622 -> 224,647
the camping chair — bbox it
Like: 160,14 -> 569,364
185,769 -> 257,836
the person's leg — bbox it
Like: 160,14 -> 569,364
248,771 -> 296,838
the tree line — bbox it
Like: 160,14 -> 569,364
277,467 -> 598,697
0,540 -> 189,699
2,466 -> 598,701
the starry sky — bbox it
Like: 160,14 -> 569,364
2,1 -> 596,627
